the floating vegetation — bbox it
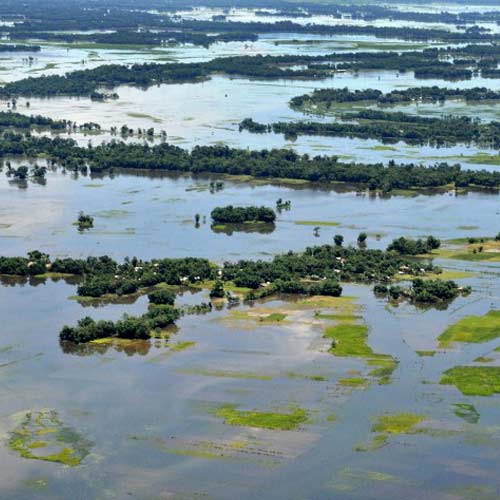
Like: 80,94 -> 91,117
215,405 -> 308,431
438,311 -> 500,347
416,350 -> 436,357
355,434 -> 389,452
475,356 -> 494,363
8,410 -> 92,466
452,403 -> 480,424
440,366 -> 500,396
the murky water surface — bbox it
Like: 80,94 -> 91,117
1,6 -> 500,499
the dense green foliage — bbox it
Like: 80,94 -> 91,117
387,236 -> 441,255
211,206 -> 276,224
377,279 -> 471,306
60,306 -> 180,343
291,86 -> 500,108
1,133 -> 500,191
240,113 -> 500,148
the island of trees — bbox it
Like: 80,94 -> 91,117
239,113 -> 500,148
290,86 -> 500,109
211,205 -> 276,224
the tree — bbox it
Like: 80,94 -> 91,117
209,280 -> 225,298
334,234 -> 344,246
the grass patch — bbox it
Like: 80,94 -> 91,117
325,324 -> 371,357
440,366 -> 500,396
355,434 -> 389,452
395,270 -> 475,281
371,413 -> 425,435
215,405 -> 308,431
438,310 -> 500,347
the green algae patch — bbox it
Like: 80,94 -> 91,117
215,405 -> 308,431
371,413 -> 425,435
438,311 -> 500,347
8,410 -> 92,466
452,403 -> 480,424
440,366 -> 500,396
416,350 -> 436,357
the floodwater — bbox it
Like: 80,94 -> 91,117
1,6 -> 500,499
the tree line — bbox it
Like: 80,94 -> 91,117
1,132 -> 500,191
239,112 -> 500,148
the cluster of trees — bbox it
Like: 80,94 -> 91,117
1,132 -> 500,191
211,205 -> 276,224
375,279 -> 471,306
291,86 -> 500,109
76,212 -> 93,231
387,236 -> 441,255
239,113 -> 500,148
60,304 -> 180,343
0,111 -> 68,131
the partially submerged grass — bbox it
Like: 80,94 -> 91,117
416,350 -> 436,357
215,405 -> 308,431
177,368 -> 272,381
433,239 -> 500,262
371,413 -> 425,435
338,377 -> 367,387
325,324 -> 372,357
452,403 -> 480,424
438,311 -> 500,347
8,410 -> 92,467
357,412 -> 426,452
440,366 -> 500,396
294,220 -> 339,226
